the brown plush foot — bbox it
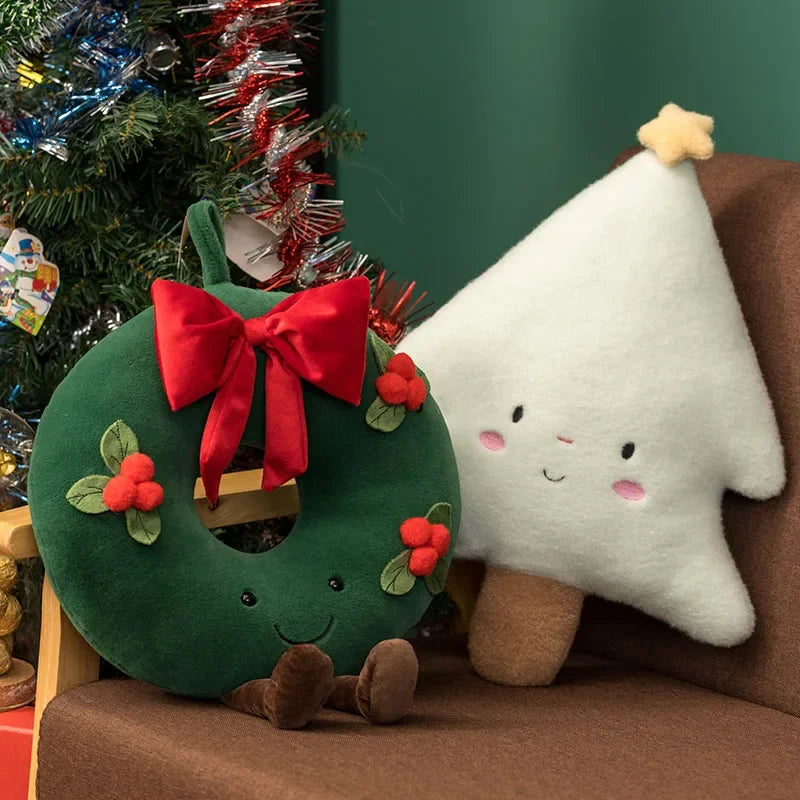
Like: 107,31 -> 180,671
326,638 -> 419,724
222,644 -> 333,729
469,566 -> 584,686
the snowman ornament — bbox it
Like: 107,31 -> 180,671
0,230 -> 59,334
12,237 -> 51,317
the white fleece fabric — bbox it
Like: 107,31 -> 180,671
402,150 -> 785,646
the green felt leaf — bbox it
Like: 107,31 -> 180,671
369,331 -> 395,373
125,508 -> 161,546
425,502 -> 452,529
66,475 -> 110,514
101,420 -> 139,475
424,559 -> 449,595
417,367 -> 431,392
380,550 -> 416,595
365,396 -> 406,433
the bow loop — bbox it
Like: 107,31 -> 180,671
258,288 -> 368,406
152,277 -> 370,503
152,281 -> 247,411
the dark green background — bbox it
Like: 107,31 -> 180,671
324,0 -> 799,309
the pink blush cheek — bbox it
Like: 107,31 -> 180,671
613,480 -> 645,501
479,431 -> 505,452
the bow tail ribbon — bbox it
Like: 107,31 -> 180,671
261,353 -> 307,493
200,340 -> 256,505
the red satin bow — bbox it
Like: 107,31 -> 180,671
151,276 -> 370,504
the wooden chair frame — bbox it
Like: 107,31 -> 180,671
0,469 -> 299,800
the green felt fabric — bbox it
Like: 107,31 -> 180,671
187,201 -> 230,286
28,202 -> 461,698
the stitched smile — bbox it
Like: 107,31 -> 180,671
543,469 -> 566,483
274,617 -> 333,645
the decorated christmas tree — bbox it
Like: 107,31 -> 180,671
0,0 -> 430,420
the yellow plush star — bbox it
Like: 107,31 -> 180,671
637,103 -> 714,166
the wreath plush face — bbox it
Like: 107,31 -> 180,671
29,202 -> 460,699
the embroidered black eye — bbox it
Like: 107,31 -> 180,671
621,442 -> 635,460
328,577 -> 344,592
240,591 -> 258,606
512,405 -> 524,423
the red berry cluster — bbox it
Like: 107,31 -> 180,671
375,353 -> 427,411
103,454 -> 164,513
400,516 -> 451,577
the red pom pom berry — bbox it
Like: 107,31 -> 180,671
120,453 -> 155,484
405,376 -> 427,411
103,476 -> 137,512
409,546 -> 439,577
133,481 -> 165,512
387,353 -> 416,381
429,523 -> 451,557
376,372 -> 408,405
400,517 -> 432,548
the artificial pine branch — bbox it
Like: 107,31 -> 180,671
126,0 -> 180,44
316,105 -> 368,158
0,2 -> 374,416
0,85 -> 245,408
0,0 -> 69,75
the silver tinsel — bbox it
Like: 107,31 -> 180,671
69,305 -> 123,353
0,408 -> 34,511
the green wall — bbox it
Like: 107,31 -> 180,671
325,0 -> 800,309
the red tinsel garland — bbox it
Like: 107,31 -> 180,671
186,0 -> 430,343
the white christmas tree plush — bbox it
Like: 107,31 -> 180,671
402,105 -> 785,685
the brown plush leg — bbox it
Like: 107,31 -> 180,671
222,643 -> 333,729
469,566 -> 584,686
325,638 -> 419,724
325,674 -> 359,713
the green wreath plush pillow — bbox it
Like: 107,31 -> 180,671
29,201 -> 460,727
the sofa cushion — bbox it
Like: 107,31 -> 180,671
37,640 -> 800,800
578,151 -> 800,716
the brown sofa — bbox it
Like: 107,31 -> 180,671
34,151 -> 800,799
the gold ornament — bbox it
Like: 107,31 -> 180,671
17,58 -> 46,89
0,594 -> 21,636
0,554 -> 17,592
0,449 -> 16,477
0,637 -> 10,675
1,631 -> 12,676
0,590 -> 7,618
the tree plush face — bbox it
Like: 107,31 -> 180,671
479,404 -> 643,497
29,278 -> 460,698
440,354 -> 725,588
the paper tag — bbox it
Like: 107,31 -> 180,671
223,213 -> 284,282
0,229 -> 59,335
